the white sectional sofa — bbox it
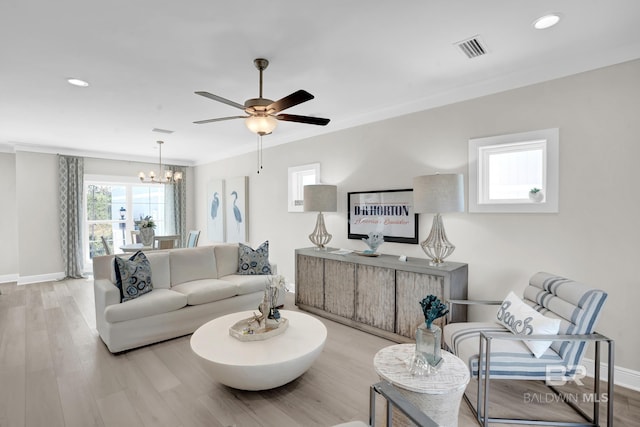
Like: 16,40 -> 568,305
93,244 -> 280,353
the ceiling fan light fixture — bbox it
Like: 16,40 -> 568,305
245,115 -> 278,135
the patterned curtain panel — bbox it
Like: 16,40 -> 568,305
58,155 -> 85,278
165,165 -> 187,246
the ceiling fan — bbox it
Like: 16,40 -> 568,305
194,58 -> 330,136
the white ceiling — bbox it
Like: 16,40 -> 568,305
2,1 -> 640,166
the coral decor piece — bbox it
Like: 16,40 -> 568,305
229,275 -> 289,341
410,294 -> 450,376
362,232 -> 385,254
420,294 -> 449,329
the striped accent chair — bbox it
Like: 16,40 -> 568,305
443,272 -> 614,427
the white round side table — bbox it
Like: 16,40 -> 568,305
373,343 -> 470,427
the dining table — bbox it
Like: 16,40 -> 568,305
119,243 -> 152,253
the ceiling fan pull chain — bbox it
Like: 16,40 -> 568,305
256,134 -> 260,174
259,135 -> 264,172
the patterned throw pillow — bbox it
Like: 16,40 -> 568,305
114,251 -> 153,302
496,291 -> 561,358
238,241 -> 272,275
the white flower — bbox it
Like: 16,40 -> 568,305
268,274 -> 288,292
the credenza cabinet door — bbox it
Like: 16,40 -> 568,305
324,259 -> 356,319
295,255 -> 324,309
355,265 -> 395,332
295,248 -> 467,343
395,271 -> 444,339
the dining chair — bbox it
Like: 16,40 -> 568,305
153,235 -> 180,249
186,230 -> 201,248
130,230 -> 141,244
100,236 -> 112,255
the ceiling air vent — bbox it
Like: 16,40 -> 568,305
455,36 -> 487,59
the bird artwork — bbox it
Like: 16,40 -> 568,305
210,192 -> 220,220
231,190 -> 243,232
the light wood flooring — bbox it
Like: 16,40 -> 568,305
0,278 -> 638,427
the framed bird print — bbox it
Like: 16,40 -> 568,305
207,179 -> 225,242
225,176 -> 249,243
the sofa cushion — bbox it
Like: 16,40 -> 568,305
171,279 -> 238,305
213,243 -> 240,277
496,291 -> 561,358
143,251 -> 171,289
220,274 -> 271,296
104,289 -> 187,323
170,246 -> 217,285
238,241 -> 272,275
114,251 -> 153,302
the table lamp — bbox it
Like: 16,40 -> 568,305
303,184 -> 337,250
413,174 -> 464,265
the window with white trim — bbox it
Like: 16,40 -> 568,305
469,128 -> 559,213
84,177 -> 166,261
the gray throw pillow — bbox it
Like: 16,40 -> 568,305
114,251 -> 153,302
238,241 -> 272,275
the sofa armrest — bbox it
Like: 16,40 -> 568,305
94,279 -> 120,314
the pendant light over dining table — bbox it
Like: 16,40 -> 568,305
138,141 -> 183,184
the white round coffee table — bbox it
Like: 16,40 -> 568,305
191,310 -> 327,390
374,344 -> 470,427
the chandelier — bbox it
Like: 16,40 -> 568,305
138,141 -> 183,184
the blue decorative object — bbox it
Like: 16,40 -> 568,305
362,232 -> 384,254
411,294 -> 450,375
114,250 -> 153,302
238,241 -> 272,275
419,294 -> 449,329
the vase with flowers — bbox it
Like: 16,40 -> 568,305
135,215 -> 156,246
410,294 -> 449,376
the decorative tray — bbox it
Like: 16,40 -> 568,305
229,317 -> 289,342
355,251 -> 380,257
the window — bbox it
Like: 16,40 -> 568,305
469,128 -> 559,213
84,177 -> 166,260
288,163 -> 320,212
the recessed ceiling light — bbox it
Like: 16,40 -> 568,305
533,14 -> 561,30
67,78 -> 89,87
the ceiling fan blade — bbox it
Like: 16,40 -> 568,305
268,90 -> 314,113
195,91 -> 246,110
276,114 -> 330,126
193,116 -> 247,124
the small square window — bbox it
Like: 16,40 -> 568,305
469,128 -> 559,213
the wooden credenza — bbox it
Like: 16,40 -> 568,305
295,248 -> 468,343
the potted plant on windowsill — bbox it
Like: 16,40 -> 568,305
529,187 -> 544,203
135,215 -> 156,246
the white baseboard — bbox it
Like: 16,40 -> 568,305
0,274 -> 19,284
583,357 -> 640,392
17,272 -> 66,285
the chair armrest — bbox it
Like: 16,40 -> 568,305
480,331 -> 613,343
448,299 -> 503,306
370,381 -> 439,427
447,299 -> 502,323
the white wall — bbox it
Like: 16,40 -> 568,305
0,152 -> 18,281
1,154 -> 194,283
194,59 -> 640,375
